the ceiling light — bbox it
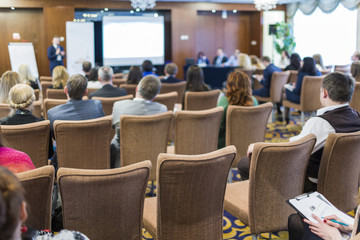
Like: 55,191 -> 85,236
131,0 -> 156,11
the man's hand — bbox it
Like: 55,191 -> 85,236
253,74 -> 262,81
56,48 -> 60,55
303,214 -> 343,240
60,51 -> 65,56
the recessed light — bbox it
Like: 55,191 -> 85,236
211,9 -> 216,13
104,8 -> 109,11
136,8 -> 140,12
154,13 -> 158,17
233,9 -> 238,13
10,7 -> 15,10
130,10 -> 134,14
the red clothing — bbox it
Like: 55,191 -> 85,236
0,147 -> 35,173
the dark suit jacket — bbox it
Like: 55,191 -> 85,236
89,84 -> 128,98
260,64 -> 282,89
47,45 -> 65,74
161,76 -> 184,83
213,56 -> 228,65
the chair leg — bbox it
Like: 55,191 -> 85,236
272,105 -> 276,123
282,107 -> 286,125
269,232 -> 272,239
228,169 -> 233,183
252,234 -> 257,240
301,111 -> 305,126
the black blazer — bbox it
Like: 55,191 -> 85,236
161,76 -> 184,84
89,84 -> 128,98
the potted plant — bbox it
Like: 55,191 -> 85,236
274,22 -> 296,54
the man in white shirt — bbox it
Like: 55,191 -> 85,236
240,72 -> 360,191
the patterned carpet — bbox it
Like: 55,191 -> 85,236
141,114 -> 304,240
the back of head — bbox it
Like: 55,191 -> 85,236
226,71 -> 253,106
164,63 -> 178,76
186,65 -> 206,91
88,67 -> 100,81
52,66 -> 69,89
0,166 -> 25,240
261,56 -> 271,64
238,53 -> 252,69
18,65 -> 35,83
250,55 -> 259,65
137,75 -> 161,100
351,61 -> 360,81
82,61 -> 92,73
282,50 -> 290,59
301,57 -> 317,75
313,54 -> 324,67
322,72 -> 354,103
127,66 -> 143,84
9,84 -> 35,110
0,71 -> 22,104
290,53 -> 301,70
142,60 -> 154,72
67,74 -> 88,100
98,66 -> 113,82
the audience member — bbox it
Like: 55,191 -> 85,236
279,50 -> 290,68
89,66 -> 127,98
217,71 -> 258,148
252,56 -> 281,97
50,66 -> 69,89
313,54 -> 325,71
213,48 -> 228,66
241,72 -> 360,191
237,53 -> 253,70
285,53 -> 301,71
250,55 -> 265,70
87,67 -> 102,89
0,134 -> 34,174
352,51 -> 360,62
126,66 -> 143,84
110,75 -> 167,168
161,63 -> 183,83
185,65 -> 210,92
0,71 -> 22,104
142,60 -> 158,77
47,74 -> 104,131
47,36 -> 65,75
197,51 -> 210,66
225,49 -> 240,67
18,64 -> 39,89
351,60 -> 360,82
82,61 -> 92,79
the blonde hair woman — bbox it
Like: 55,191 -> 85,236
51,66 -> 69,89
18,64 -> 39,89
238,53 -> 253,69
250,55 -> 265,70
0,71 -> 22,104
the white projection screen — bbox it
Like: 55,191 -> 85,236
103,15 -> 165,66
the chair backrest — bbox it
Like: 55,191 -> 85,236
34,89 -> 40,101
40,82 -> 53,100
155,146 -> 237,239
1,121 -> 50,168
93,95 -> 134,115
238,69 -> 254,80
39,76 -> 52,82
119,84 -> 137,96
350,82 -> 360,112
46,88 -> 67,99
248,134 -> 316,234
226,102 -> 273,167
86,88 -> 98,97
174,107 -> 223,155
269,71 -> 290,103
160,81 -> 187,103
300,75 -> 324,112
120,111 -> 173,180
0,104 -> 11,118
43,99 -> 67,120
288,70 -> 298,84
54,116 -> 112,169
334,64 -> 350,74
153,91 -> 178,111
113,73 -> 124,79
113,79 -> 126,87
320,69 -> 331,75
317,131 -> 360,213
58,161 -> 151,240
32,101 -> 42,118
184,90 -> 221,110
17,166 -> 54,230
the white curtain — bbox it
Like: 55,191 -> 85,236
287,0 -> 360,18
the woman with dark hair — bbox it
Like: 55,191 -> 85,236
279,50 -> 291,68
185,65 -> 210,92
142,60 -> 158,77
197,52 -> 210,66
217,71 -> 258,148
285,53 -> 302,71
87,67 -> 102,89
127,66 -> 143,84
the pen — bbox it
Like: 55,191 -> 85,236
322,218 -> 348,226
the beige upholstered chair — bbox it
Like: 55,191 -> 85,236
160,81 -> 187,103
172,107 -> 223,155
120,111 -> 173,181
0,104 -> 11,118
320,69 -> 331,75
1,121 -> 50,168
54,116 -> 112,169
287,70 -> 298,84
282,75 -> 324,126
86,88 -> 97,97
350,82 -> 360,112
317,131 -> 360,213
255,71 -> 290,122
17,165 -> 54,230
154,91 -> 178,111
113,73 -> 124,79
113,79 -> 126,87
224,134 -> 316,238
334,65 -> 351,74
46,88 -> 67,99
32,100 -> 42,118
119,84 -> 137,96
43,99 -> 67,120
184,90 -> 221,110
238,69 -> 254,80
40,81 -> 52,100
226,102 -> 273,167
143,146 -> 237,240
34,89 -> 40,101
58,161 -> 151,240
39,76 -> 52,82
93,94 -> 134,116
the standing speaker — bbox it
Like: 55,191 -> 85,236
269,24 -> 277,35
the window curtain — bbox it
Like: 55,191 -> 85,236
287,0 -> 360,18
